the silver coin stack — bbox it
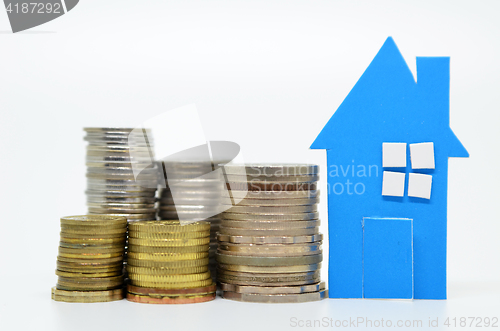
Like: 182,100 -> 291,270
84,128 -> 158,222
157,161 -> 223,280
216,164 -> 327,303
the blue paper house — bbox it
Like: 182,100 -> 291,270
311,37 -> 468,299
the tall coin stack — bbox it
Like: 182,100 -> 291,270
216,164 -> 327,303
52,215 -> 127,303
126,220 -> 216,304
158,161 -> 223,280
84,128 -> 158,222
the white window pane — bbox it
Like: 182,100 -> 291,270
408,173 -> 432,199
383,143 -> 407,168
382,171 -> 406,197
410,142 -> 435,169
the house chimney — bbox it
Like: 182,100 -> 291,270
416,57 -> 450,125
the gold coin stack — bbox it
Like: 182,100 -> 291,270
216,164 -> 327,303
126,220 -> 216,304
52,215 -> 127,303
84,127 -> 158,222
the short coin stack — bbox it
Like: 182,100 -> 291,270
126,220 -> 216,304
158,160 -> 223,280
217,164 -> 327,303
52,215 -> 127,303
84,127 -> 158,222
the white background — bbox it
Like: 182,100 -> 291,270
0,1 -> 498,330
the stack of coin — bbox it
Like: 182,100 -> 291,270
84,128 -> 158,222
126,220 -> 216,304
217,164 -> 327,303
158,161 -> 223,280
52,215 -> 127,303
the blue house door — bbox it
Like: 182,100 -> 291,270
363,217 -> 414,299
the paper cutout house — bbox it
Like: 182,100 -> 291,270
311,37 -> 468,299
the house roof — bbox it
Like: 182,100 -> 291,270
311,37 -> 468,158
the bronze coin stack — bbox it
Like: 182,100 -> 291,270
52,215 -> 127,303
126,220 -> 216,304
216,164 -> 327,303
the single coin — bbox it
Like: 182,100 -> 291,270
227,175 -> 319,183
217,270 -> 320,285
58,241 -> 126,249
60,215 -> 127,226
56,284 -> 123,292
129,278 -> 213,289
128,271 -> 211,283
60,232 -> 127,240
85,175 -> 157,182
221,212 -> 319,221
127,265 -> 208,275
128,237 -> 210,247
88,207 -> 157,214
216,233 -> 323,244
56,264 -> 123,274
57,255 -> 124,263
230,190 -> 319,199
127,283 -> 216,296
85,189 -> 156,197
92,213 -> 156,220
217,269 -> 319,279
58,246 -> 125,253
86,178 -> 156,185
55,269 -> 121,278
218,227 -> 319,237
218,243 -> 321,256
158,205 -> 220,212
128,244 -> 209,254
87,202 -> 156,209
52,293 -> 124,303
221,289 -> 327,303
227,182 -> 317,192
56,259 -> 123,268
86,184 -> 156,191
128,252 -> 208,261
57,278 -> 124,291
60,228 -> 127,236
59,237 -> 126,245
157,211 -> 219,221
129,230 -> 210,240
215,252 -> 322,266
57,252 -> 124,260
217,263 -> 321,274
235,197 -> 319,206
220,220 -> 319,230
127,257 -> 209,268
84,127 -> 151,133
223,205 -> 317,214
87,197 -> 157,204
52,286 -> 124,297
126,292 -> 215,304
219,282 -> 326,294
160,190 -> 221,199
222,164 -> 319,176
129,220 -> 210,233
217,275 -> 320,287
158,197 -> 220,205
